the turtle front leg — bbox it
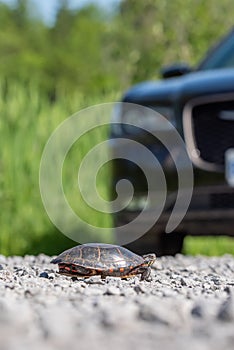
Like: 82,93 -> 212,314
131,266 -> 152,281
140,266 -> 152,281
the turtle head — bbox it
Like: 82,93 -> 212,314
142,253 -> 156,266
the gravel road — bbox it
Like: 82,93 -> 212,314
0,254 -> 234,350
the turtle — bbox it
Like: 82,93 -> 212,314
50,243 -> 156,281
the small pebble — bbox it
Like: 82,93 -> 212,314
104,286 -> 121,296
39,272 -> 49,279
217,297 -> 234,322
85,276 -> 105,285
191,304 -> 203,318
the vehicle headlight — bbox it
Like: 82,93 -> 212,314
123,105 -> 175,133
111,103 -> 175,135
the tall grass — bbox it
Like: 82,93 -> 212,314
183,236 -> 234,256
0,82 -> 118,256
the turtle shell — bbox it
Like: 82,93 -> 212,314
51,243 -> 144,271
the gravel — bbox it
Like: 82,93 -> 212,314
0,254 -> 234,350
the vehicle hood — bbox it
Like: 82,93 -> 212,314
123,69 -> 234,105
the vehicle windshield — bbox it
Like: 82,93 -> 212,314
198,29 -> 234,70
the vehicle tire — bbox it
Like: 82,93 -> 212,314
159,231 -> 185,256
124,230 -> 185,257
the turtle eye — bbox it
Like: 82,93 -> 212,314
143,254 -> 156,265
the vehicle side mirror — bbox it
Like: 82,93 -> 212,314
160,63 -> 192,79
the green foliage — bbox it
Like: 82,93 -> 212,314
184,236 -> 234,256
0,82 -> 116,256
0,0 -> 234,96
116,0 -> 234,82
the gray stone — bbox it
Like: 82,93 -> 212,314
138,305 -> 169,325
104,286 -> 121,296
180,278 -> 187,286
84,276 -> 105,285
39,272 -> 49,279
134,284 -> 147,294
217,296 -> 234,322
191,304 -> 203,318
120,287 -> 136,297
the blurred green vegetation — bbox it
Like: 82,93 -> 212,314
0,81 -> 117,255
184,236 -> 234,256
0,0 -> 234,255
1,0 -> 234,97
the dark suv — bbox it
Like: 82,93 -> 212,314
110,28 -> 234,255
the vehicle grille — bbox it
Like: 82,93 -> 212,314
183,94 -> 234,171
210,192 -> 234,209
